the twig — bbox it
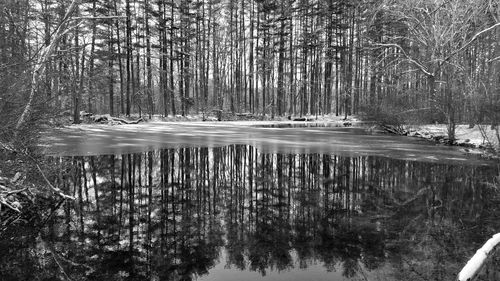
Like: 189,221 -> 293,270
16,149 -> 75,200
46,240 -> 93,272
50,249 -> 74,281
0,199 -> 21,213
401,256 -> 429,281
40,199 -> 65,227
374,43 -> 433,77
6,187 -> 28,197
34,163 -> 75,200
0,214 -> 21,233
442,22 -> 500,65
70,16 -> 125,20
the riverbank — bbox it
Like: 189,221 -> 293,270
71,112 -> 365,125
382,124 -> 500,157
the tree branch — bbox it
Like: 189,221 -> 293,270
442,22 -> 500,64
374,43 -> 433,76
69,16 -> 126,21
487,56 -> 500,63
34,162 -> 75,200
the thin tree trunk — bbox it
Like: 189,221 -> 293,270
170,0 -> 176,115
125,0 -> 131,116
145,0 -> 153,118
108,22 -> 114,116
277,2 -> 286,117
86,0 -> 97,113
113,0 -> 125,115
15,0 -> 80,132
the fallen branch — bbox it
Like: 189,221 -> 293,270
381,124 -> 408,135
40,199 -> 65,227
50,248 -> 74,281
5,187 -> 28,197
457,233 -> 500,281
0,141 -> 15,152
111,117 -> 144,124
34,162 -> 75,200
91,114 -> 144,125
395,108 -> 431,115
1,213 -> 21,228
0,199 -> 21,213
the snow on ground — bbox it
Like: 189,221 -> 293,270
67,114 -> 366,129
405,124 -> 500,149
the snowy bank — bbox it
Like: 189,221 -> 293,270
404,124 -> 499,149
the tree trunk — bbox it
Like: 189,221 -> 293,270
170,0 -> 176,116
113,0 -> 124,115
277,5 -> 286,116
125,0 -> 131,116
15,0 -> 80,133
145,0 -> 153,118
108,24 -> 114,116
86,0 -> 97,114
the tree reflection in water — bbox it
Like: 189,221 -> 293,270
0,145 -> 499,281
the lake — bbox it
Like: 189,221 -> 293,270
1,122 -> 499,280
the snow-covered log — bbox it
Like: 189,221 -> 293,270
457,233 -> 500,281
91,114 -> 144,125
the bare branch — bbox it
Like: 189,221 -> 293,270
374,43 -> 433,76
34,162 -> 75,200
487,56 -> 500,63
0,199 -> 21,213
442,22 -> 500,64
6,188 -> 28,197
69,16 -> 126,21
429,0 -> 452,15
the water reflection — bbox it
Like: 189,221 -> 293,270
1,145 -> 499,281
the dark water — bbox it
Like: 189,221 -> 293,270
2,143 -> 500,281
5,123 -> 500,280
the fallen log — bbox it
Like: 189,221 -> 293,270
91,114 -> 144,125
381,124 -> 407,135
457,233 -> 500,281
110,117 -> 144,124
293,117 -> 315,121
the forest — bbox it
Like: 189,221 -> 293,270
0,0 -> 499,140
1,1 -> 500,280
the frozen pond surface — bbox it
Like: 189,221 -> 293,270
43,121 -> 490,165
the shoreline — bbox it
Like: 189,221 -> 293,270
378,123 -> 499,159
